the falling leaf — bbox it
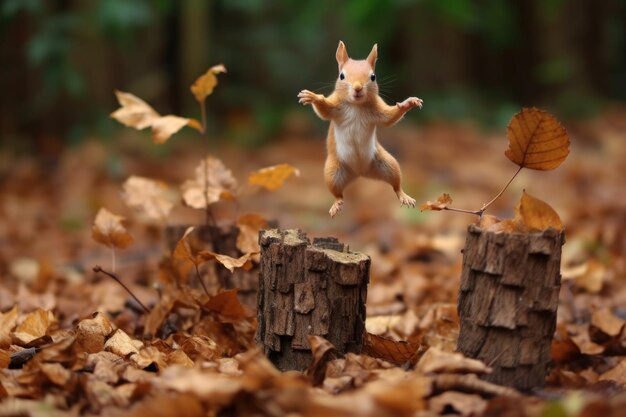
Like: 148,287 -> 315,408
13,309 -> 55,345
505,107 -> 570,170
248,163 -> 300,191
363,332 -> 419,366
122,176 -> 175,221
205,289 -> 249,319
514,190 -> 563,232
0,306 -> 18,348
200,252 -> 255,273
236,214 -> 269,254
104,329 -> 142,357
111,90 -> 200,144
420,193 -> 452,212
92,208 -> 134,249
190,64 -> 227,103
181,157 -> 238,209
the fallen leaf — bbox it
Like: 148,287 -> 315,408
236,214 -> 269,254
591,308 -> 624,337
416,347 -> 491,375
104,329 -> 142,357
306,336 -> 337,386
574,260 -> 607,293
92,208 -> 134,250
0,349 -> 9,368
13,309 -> 55,345
505,107 -> 570,170
181,157 -> 238,209
514,190 -> 563,232
40,362 -> 72,387
122,176 -> 175,221
248,163 -> 300,191
76,312 -> 115,354
190,64 -> 227,103
420,193 -> 452,212
568,324 -> 604,355
599,358 -> 626,385
363,332 -> 418,366
429,391 -> 487,417
0,306 -> 18,348
205,289 -> 248,319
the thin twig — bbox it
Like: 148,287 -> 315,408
93,266 -> 150,314
200,99 -> 216,228
479,166 -> 523,213
444,207 -> 482,216
194,263 -> 211,298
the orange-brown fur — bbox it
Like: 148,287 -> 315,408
298,41 -> 422,217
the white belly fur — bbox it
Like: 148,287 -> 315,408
333,106 -> 377,175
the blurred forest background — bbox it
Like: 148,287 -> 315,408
1,0 -> 626,155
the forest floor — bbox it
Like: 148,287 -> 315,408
0,107 -> 625,416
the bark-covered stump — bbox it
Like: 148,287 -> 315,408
457,224 -> 565,392
165,224 -> 258,306
256,229 -> 370,372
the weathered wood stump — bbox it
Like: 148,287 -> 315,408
256,229 -> 370,372
165,224 -> 258,306
457,224 -> 565,391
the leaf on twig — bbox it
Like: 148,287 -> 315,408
111,90 -> 200,144
420,193 -> 452,212
122,176 -> 176,222
248,164 -> 300,191
181,157 -> 238,209
199,252 -> 255,273
92,208 -> 134,249
190,64 -> 227,103
505,107 -> 569,170
514,190 -> 563,232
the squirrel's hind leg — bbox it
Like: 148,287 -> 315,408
366,144 -> 416,208
324,155 -> 356,218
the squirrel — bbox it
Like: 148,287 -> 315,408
298,41 -> 423,217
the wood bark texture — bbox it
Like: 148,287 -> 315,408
457,224 -> 565,391
165,224 -> 258,306
256,229 -> 370,372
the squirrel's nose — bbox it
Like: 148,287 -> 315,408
353,83 -> 363,92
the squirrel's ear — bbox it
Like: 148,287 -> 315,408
367,44 -> 378,68
336,40 -> 349,69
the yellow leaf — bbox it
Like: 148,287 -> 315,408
92,208 -> 134,249
420,193 -> 452,211
236,214 -> 269,254
187,118 -> 203,132
190,64 -> 227,103
514,190 -> 563,232
122,176 -> 176,221
181,157 -> 238,209
13,309 -> 56,345
505,107 -> 570,170
248,164 -> 300,191
111,90 -> 190,144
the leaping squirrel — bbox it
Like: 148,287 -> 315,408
298,41 -> 422,217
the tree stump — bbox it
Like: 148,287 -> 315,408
457,224 -> 565,391
256,229 -> 370,372
165,224 -> 258,306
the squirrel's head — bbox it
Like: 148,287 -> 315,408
335,41 -> 378,104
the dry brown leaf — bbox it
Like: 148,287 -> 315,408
306,336 -> 337,385
181,157 -> 238,209
122,176 -> 175,221
175,335 -> 220,362
76,312 -> 115,354
155,366 -> 243,406
416,347 -> 491,375
199,251 -> 255,273
599,358 -> 626,385
505,107 -> 570,170
248,163 -> 300,191
0,306 -> 18,348
514,190 -> 563,232
574,260 -> 607,293
363,332 -> 418,366
104,329 -> 142,357
111,90 -> 198,143
429,392 -> 487,417
40,362 -> 72,387
13,308 -> 55,345
0,349 -> 9,368
236,214 -> 269,254
205,289 -> 249,320
591,308 -> 624,337
568,324 -> 604,355
92,208 -> 134,249
190,64 -> 227,103
420,193 -> 452,212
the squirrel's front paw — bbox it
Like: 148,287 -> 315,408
298,90 -> 321,105
397,97 -> 423,111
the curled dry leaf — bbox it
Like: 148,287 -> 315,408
181,157 -> 238,209
92,208 -> 134,249
515,190 -> 563,232
190,64 -> 227,103
420,193 -> 452,212
200,252 -> 255,273
363,332 -> 419,366
122,176 -> 175,222
76,312 -> 115,354
104,329 -> 142,357
505,107 -> 570,170
236,214 -> 269,254
13,308 -> 56,345
0,306 -> 18,348
110,90 -> 200,144
248,163 -> 300,191
416,347 -> 491,375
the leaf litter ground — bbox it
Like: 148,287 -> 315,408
0,108 -> 625,416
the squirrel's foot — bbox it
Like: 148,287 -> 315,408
397,191 -> 416,208
396,97 -> 423,111
329,199 -> 344,218
298,90 -> 322,105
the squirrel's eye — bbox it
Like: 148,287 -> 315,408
339,72 -> 345,81
370,73 -> 376,82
